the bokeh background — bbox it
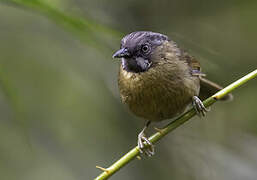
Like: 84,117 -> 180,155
0,0 -> 257,180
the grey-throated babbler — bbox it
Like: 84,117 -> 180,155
113,31 -> 232,156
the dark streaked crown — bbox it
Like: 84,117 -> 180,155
121,31 -> 169,51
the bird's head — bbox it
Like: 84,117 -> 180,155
113,31 -> 169,73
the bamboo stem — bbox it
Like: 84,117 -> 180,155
95,69 -> 257,180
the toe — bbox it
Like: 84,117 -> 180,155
137,134 -> 155,156
192,96 -> 209,117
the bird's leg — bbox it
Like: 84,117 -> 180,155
138,120 -> 154,157
192,96 -> 209,117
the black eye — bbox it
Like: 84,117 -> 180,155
141,44 -> 151,53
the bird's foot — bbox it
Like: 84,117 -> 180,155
138,131 -> 154,157
192,96 -> 210,117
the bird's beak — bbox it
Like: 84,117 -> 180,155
112,48 -> 130,58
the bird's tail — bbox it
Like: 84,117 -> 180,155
199,77 -> 233,101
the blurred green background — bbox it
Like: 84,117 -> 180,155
0,0 -> 257,180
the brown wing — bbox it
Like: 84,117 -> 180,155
183,52 -> 233,101
182,52 -> 205,77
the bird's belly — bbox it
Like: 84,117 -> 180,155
126,91 -> 190,121
118,70 -> 199,121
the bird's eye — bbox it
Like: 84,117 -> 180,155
141,44 -> 151,54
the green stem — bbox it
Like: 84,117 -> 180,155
95,69 -> 257,180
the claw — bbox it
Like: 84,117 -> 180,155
192,96 -> 209,117
141,136 -> 152,146
137,121 -> 155,157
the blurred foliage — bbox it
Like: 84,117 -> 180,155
0,0 -> 122,53
0,0 -> 256,180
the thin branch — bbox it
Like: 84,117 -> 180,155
95,69 -> 257,180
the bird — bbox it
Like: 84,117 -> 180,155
112,31 -> 232,156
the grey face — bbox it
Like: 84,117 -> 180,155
113,31 -> 168,73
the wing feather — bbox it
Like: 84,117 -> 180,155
183,52 -> 232,101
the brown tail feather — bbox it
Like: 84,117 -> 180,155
199,77 -> 233,101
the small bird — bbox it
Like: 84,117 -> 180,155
113,31 -> 232,156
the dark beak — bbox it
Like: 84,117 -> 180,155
112,48 -> 130,58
